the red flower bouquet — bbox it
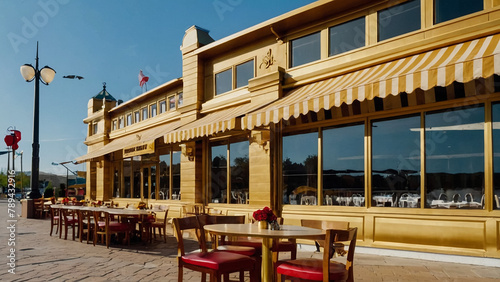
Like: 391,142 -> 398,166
253,206 -> 277,223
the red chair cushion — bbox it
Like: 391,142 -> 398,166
182,251 -> 254,272
275,240 -> 296,251
276,259 -> 348,281
216,245 -> 256,256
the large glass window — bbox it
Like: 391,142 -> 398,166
236,60 -> 254,89
372,116 -> 421,208
425,106 -> 484,209
159,153 -> 170,200
215,69 -> 232,96
283,132 -> 318,205
141,107 -> 148,121
290,32 -> 321,68
172,151 -> 181,199
134,111 -> 140,123
230,141 -> 249,204
492,103 -> 500,209
113,162 -> 121,198
123,158 -> 132,198
168,96 -> 176,111
159,100 -> 166,114
210,140 -> 249,204
126,114 -> 132,126
329,17 -> 365,57
435,0 -> 483,24
323,124 -> 365,206
378,0 -> 420,42
150,104 -> 157,118
132,156 -> 141,198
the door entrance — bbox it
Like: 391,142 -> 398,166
142,165 -> 157,200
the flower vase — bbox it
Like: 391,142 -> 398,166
258,220 -> 268,229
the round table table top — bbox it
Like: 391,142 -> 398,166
203,223 -> 325,239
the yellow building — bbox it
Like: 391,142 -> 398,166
77,0 -> 500,259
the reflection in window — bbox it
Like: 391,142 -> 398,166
159,153 -> 170,200
132,156 -> 141,198
150,165 -> 156,199
290,32 -> 321,68
172,151 -> 181,199
236,60 -> 254,89
211,144 -> 227,203
143,167 -> 149,199
112,120 -> 117,131
168,96 -> 176,111
372,116 -> 421,208
283,132 -> 318,205
178,92 -> 183,107
119,117 -> 124,129
113,162 -> 121,198
151,104 -> 157,117
215,69 -> 232,95
378,0 -> 420,42
492,103 -> 500,209
425,106 -> 484,209
323,124 -> 364,206
159,100 -> 166,114
435,0 -> 482,24
230,141 -> 249,204
123,158 -> 131,198
329,17 -> 365,56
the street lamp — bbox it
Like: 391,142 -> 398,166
15,151 -> 23,195
52,161 -> 77,197
20,42 -> 56,199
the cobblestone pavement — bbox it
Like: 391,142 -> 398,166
1,200 -> 499,281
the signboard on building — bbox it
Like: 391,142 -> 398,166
123,141 -> 155,158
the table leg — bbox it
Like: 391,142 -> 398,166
262,237 -> 273,282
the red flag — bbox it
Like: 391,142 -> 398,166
138,70 -> 149,87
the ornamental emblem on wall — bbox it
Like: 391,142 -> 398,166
259,49 -> 276,69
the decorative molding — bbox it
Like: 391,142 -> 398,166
259,49 -> 276,69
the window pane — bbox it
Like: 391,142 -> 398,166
132,157 -> 141,198
425,106 -> 484,209
435,0 -> 482,24
159,153 -> 170,200
492,103 -> 500,210
123,158 -> 131,198
143,167 -> 149,199
168,96 -> 176,110
126,114 -> 132,126
119,117 -> 124,128
230,141 -> 249,204
113,163 -> 121,198
329,17 -> 365,56
134,111 -> 140,123
159,101 -> 166,114
291,32 -> 321,68
211,144 -> 227,203
172,151 -> 181,200
283,132 -> 318,205
151,104 -> 157,117
142,108 -> 148,120
378,0 -> 420,42
151,165 -> 156,199
323,124 -> 365,206
372,116 -> 421,208
236,60 -> 254,88
178,92 -> 183,107
112,120 -> 117,131
215,69 -> 232,95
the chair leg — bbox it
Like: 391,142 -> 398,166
178,265 -> 183,282
163,226 -> 167,243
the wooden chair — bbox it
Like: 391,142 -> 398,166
276,227 -> 358,282
301,219 -> 350,252
34,199 -> 46,219
151,208 -> 170,242
93,211 -> 132,248
172,216 -> 258,282
78,209 -> 94,244
271,217 -> 297,270
60,208 -> 79,240
49,205 -> 60,236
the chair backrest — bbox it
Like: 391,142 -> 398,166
302,219 -> 350,249
172,216 -> 207,256
323,227 -> 358,281
197,214 -> 246,245
34,199 -> 44,211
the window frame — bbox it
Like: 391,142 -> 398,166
214,59 -> 255,96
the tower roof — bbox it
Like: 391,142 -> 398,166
93,82 -> 116,101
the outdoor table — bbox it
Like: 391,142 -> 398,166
203,223 -> 325,282
106,208 -> 154,242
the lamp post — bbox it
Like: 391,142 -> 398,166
52,161 -> 77,197
20,42 -> 56,199
15,151 -> 23,195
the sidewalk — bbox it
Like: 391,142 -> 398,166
1,200 -> 499,281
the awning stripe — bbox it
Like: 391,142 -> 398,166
164,103 -> 262,144
76,120 -> 182,163
242,33 -> 500,130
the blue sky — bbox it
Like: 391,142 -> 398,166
0,0 -> 315,176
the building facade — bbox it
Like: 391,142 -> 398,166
78,0 -> 500,259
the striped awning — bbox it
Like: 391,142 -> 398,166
242,33 -> 500,130
76,120 -> 182,163
165,103 -> 259,144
